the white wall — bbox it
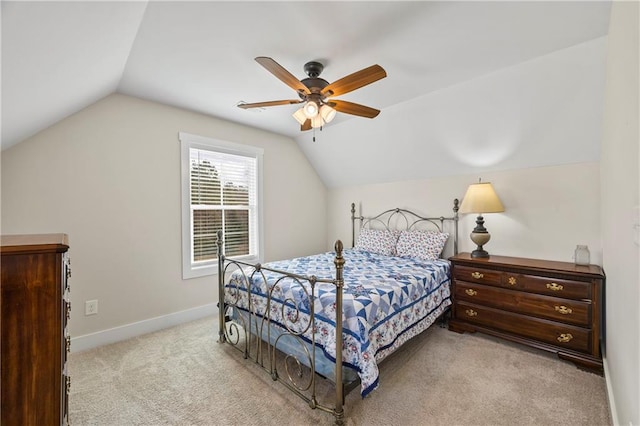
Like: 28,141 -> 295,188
600,2 -> 640,425
328,162 -> 601,264
1,94 -> 328,341
298,36 -> 607,189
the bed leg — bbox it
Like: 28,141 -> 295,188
439,307 -> 450,328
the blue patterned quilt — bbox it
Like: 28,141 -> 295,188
225,248 -> 451,397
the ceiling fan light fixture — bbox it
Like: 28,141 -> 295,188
320,104 -> 336,123
311,115 -> 325,129
292,108 -> 307,125
303,101 -> 319,118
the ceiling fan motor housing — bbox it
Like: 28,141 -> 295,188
300,61 -> 330,98
304,61 -> 324,78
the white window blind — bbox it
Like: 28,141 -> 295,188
180,132 -> 263,279
190,148 -> 257,261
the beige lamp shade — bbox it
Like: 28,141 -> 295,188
292,108 -> 307,125
459,182 -> 505,214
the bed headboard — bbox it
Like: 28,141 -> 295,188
350,199 -> 460,257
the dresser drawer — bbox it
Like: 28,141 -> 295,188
453,265 -> 502,286
505,273 -> 591,300
455,265 -> 592,299
454,301 -> 591,354
455,282 -> 591,326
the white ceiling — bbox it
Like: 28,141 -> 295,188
2,1 -> 611,153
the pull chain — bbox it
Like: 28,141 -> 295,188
312,125 -> 323,143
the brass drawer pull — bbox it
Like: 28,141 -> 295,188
546,283 -> 564,291
471,272 -> 483,279
557,333 -> 573,343
508,276 -> 516,286
465,309 -> 478,317
465,289 -> 478,296
554,305 -> 573,315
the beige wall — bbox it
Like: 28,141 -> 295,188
1,94 -> 328,338
600,1 -> 640,425
299,37 -> 607,189
328,162 -> 601,265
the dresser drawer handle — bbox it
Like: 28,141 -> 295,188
508,276 -> 516,286
465,309 -> 478,317
557,333 -> 573,343
554,305 -> 573,315
465,289 -> 478,296
546,283 -> 564,291
471,272 -> 483,279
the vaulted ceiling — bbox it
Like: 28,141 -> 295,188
2,1 -> 612,185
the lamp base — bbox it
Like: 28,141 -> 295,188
470,247 -> 490,258
469,224 -> 492,258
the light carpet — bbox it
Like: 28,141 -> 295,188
69,316 -> 611,425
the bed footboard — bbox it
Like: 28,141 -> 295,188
217,231 -> 346,425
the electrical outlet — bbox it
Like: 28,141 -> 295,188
85,300 -> 98,316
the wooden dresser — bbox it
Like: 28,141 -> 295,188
448,253 -> 604,374
1,234 -> 71,425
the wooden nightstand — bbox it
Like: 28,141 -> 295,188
448,253 -> 604,374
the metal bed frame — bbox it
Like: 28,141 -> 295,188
216,199 -> 459,425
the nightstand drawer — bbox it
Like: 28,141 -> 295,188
453,265 -> 502,286
507,274 -> 591,300
455,301 -> 591,354
455,282 -> 591,326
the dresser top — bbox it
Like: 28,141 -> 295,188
1,234 -> 69,254
450,252 -> 604,277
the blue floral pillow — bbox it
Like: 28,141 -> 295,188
355,228 -> 401,256
395,230 -> 449,261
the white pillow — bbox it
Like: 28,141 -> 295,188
395,230 -> 449,261
355,228 -> 400,256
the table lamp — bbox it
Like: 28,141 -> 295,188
459,180 -> 505,258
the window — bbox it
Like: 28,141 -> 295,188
180,132 -> 263,279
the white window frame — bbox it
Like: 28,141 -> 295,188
180,132 -> 264,279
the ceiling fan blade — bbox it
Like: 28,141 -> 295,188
255,57 -> 311,96
301,119 -> 312,131
321,65 -> 386,97
237,99 -> 302,109
328,100 -> 380,118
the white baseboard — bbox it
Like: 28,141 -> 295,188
71,303 -> 217,353
603,353 -> 620,426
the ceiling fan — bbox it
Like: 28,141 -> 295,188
238,57 -> 387,131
